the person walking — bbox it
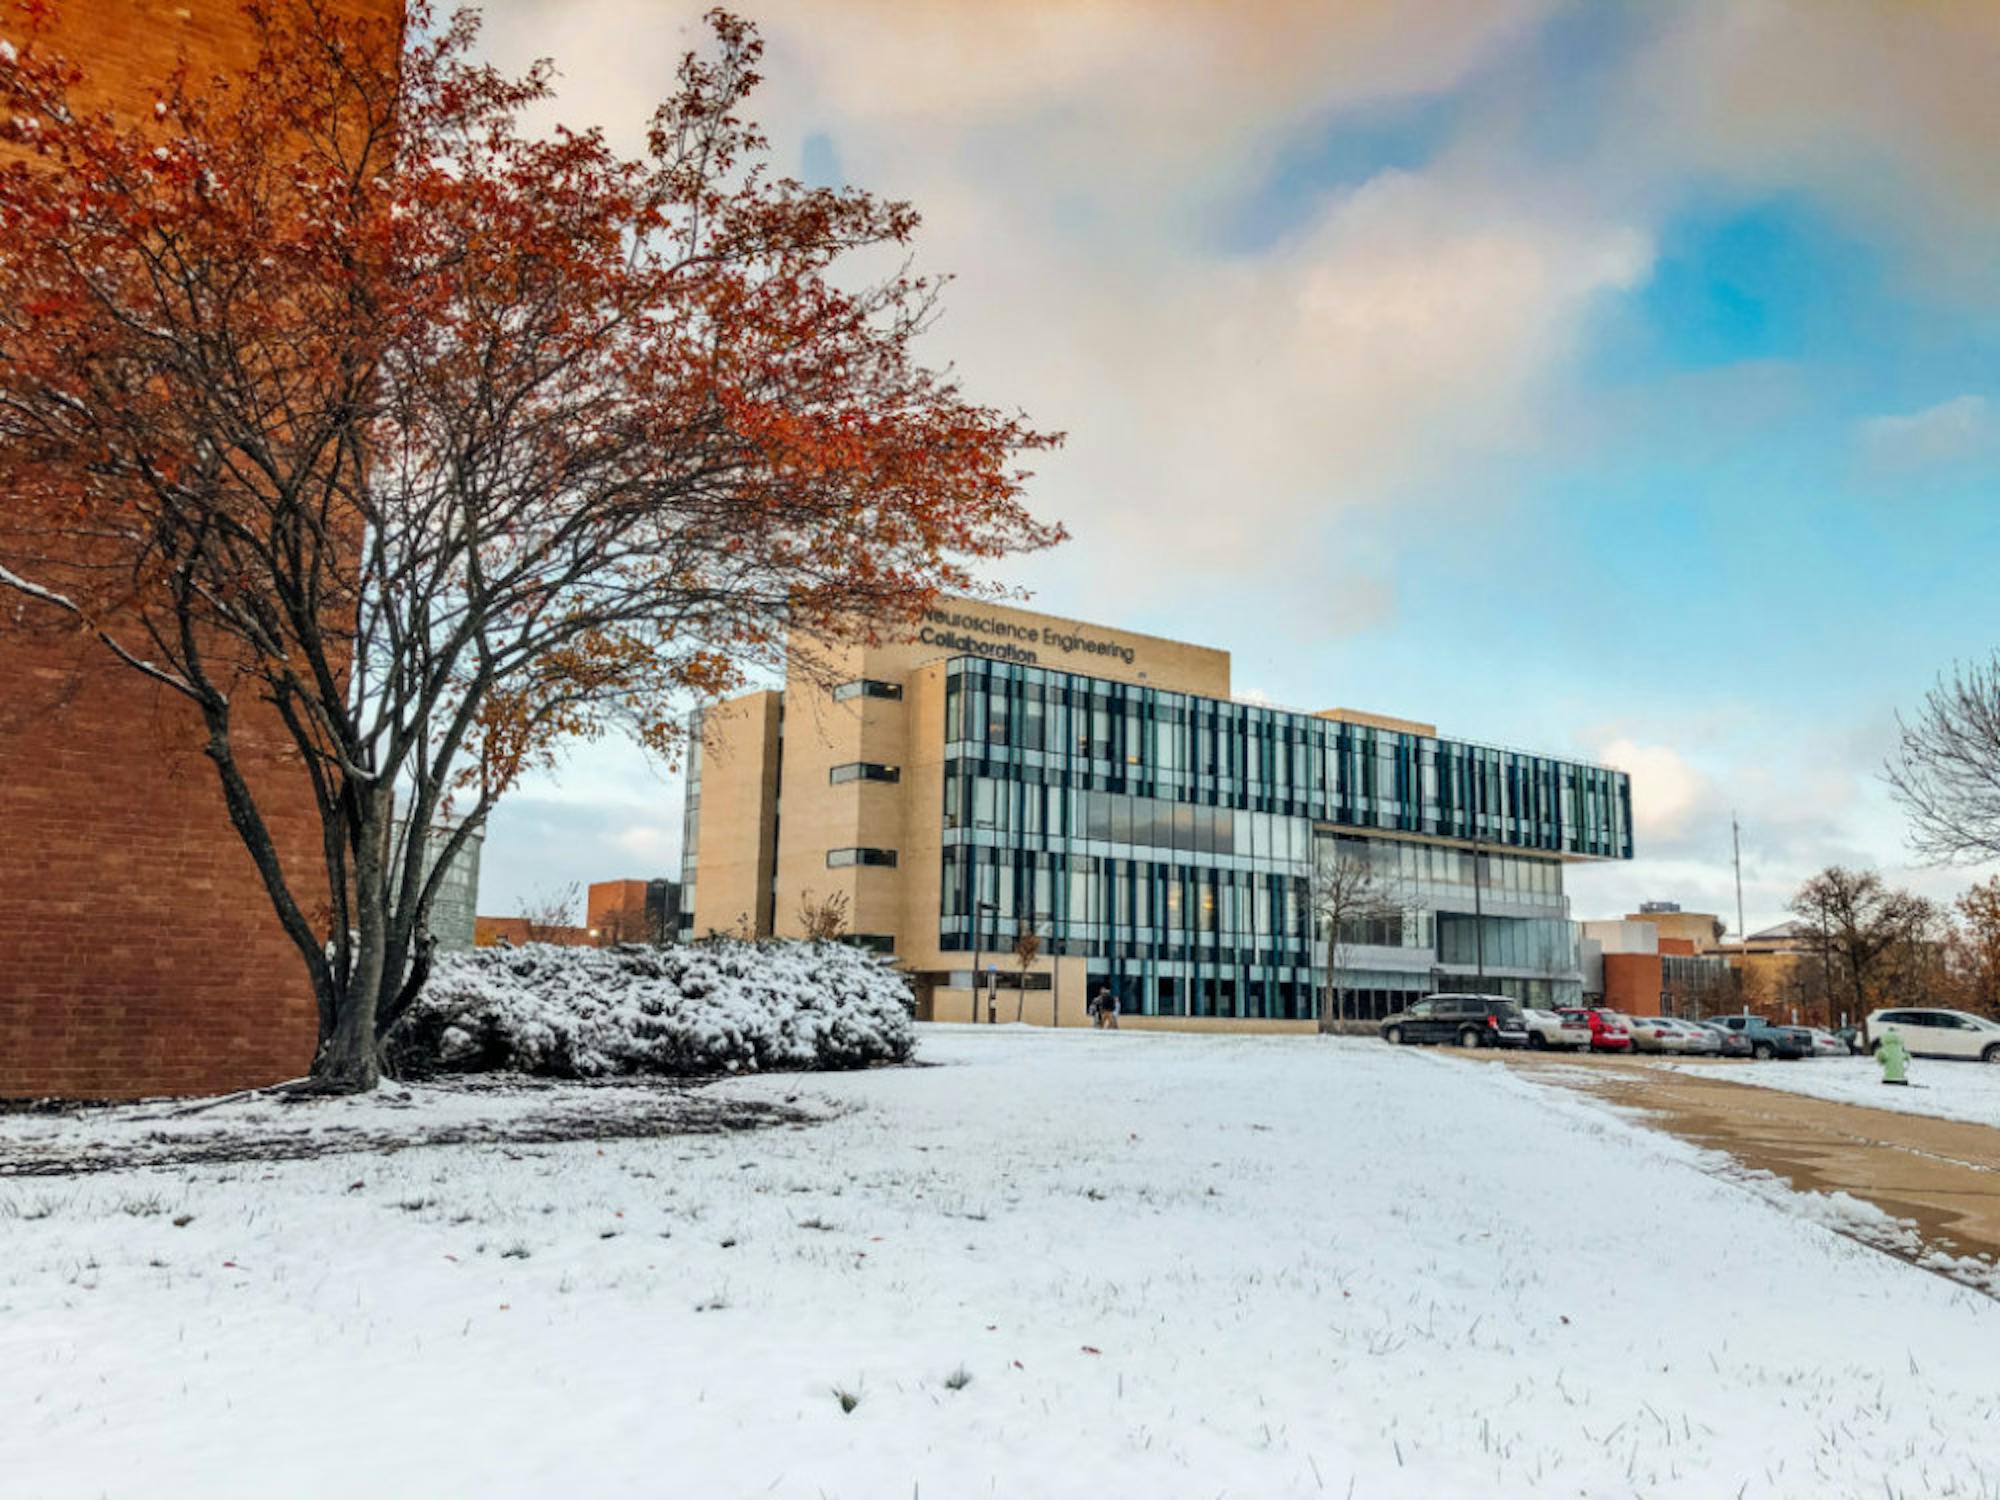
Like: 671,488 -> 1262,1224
1090,984 -> 1109,1029
1101,985 -> 1120,1030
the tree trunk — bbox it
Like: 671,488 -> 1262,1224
309,1002 -> 384,1093
1319,928 -> 1338,1034
301,795 -> 394,1093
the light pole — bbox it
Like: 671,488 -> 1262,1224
1471,839 -> 1486,984
969,899 -> 996,1024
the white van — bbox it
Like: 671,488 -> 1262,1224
1863,1008 -> 2000,1063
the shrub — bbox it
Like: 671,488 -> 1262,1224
386,939 -> 916,1080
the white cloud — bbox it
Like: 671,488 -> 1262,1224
1859,394 -> 1996,473
614,824 -> 676,859
1596,737 -> 1714,845
1627,0 -> 2000,298
457,1 -> 1996,930
476,1 -> 1644,620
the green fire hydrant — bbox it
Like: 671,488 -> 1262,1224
1877,1030 -> 1910,1086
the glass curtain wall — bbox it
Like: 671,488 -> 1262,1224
940,659 -> 1621,1019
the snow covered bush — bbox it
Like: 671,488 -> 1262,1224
386,940 -> 917,1079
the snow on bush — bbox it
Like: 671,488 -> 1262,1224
386,940 -> 916,1079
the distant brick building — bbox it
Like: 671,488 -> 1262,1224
1580,909 -> 1736,1019
473,916 -> 592,949
587,879 -> 683,945
473,879 -> 681,950
0,1 -> 406,1100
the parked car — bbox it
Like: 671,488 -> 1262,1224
1381,994 -> 1531,1049
1706,1014 -> 1813,1060
1803,1027 -> 1850,1059
1663,1018 -> 1721,1056
1863,1008 -> 2000,1063
1627,1016 -> 1689,1054
1697,1019 -> 1754,1058
1521,1007 -> 1594,1051
1558,1007 -> 1633,1053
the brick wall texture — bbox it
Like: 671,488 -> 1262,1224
0,0 -> 405,1100
1602,952 -> 1666,1019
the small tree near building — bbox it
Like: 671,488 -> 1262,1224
797,890 -> 852,943
520,882 -> 584,946
1013,922 -> 1041,1023
1307,840 -> 1411,1031
1664,961 -> 1738,1022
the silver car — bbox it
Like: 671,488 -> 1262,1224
1627,1015 -> 1689,1054
1664,1018 -> 1721,1055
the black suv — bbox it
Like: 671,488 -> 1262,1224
1380,994 -> 1530,1049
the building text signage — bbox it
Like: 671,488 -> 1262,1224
916,606 -> 1137,668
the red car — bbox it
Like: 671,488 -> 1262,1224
1559,1007 -> 1633,1053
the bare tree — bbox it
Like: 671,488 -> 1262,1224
796,889 -> 851,943
1789,867 -> 1936,1027
1947,876 -> 2000,1019
595,902 -> 670,947
1307,840 -> 1411,1032
1664,962 -> 1738,1022
520,882 -> 583,946
1013,921 -> 1041,1023
1886,656 -> 2000,862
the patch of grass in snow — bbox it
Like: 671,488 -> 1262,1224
943,1365 -> 973,1392
499,1241 -> 531,1260
693,1288 -> 730,1312
831,1384 -> 862,1414
117,1192 -> 172,1218
795,1215 -> 838,1232
395,1197 -> 435,1213
6,1193 -> 73,1221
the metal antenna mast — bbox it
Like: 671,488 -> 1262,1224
1731,811 -> 1746,944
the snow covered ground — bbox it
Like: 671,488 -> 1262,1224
6,1026 -> 2000,1499
1662,1053 -> 2000,1130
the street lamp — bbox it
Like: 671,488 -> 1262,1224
1471,839 -> 1486,983
969,899 -> 997,1025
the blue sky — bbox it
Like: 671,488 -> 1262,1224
476,0 -> 2000,933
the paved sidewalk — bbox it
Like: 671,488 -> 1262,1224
1472,1051 -> 2000,1265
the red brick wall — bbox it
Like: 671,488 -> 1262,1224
473,917 -> 591,948
1603,952 -> 1665,1018
0,631 -> 328,1097
0,0 -> 404,1100
587,880 -> 649,935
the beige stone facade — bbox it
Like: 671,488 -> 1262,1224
684,594 -> 1632,1029
683,690 -> 782,940
687,597 -> 1234,1020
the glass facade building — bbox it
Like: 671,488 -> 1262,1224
938,657 -> 1629,1018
